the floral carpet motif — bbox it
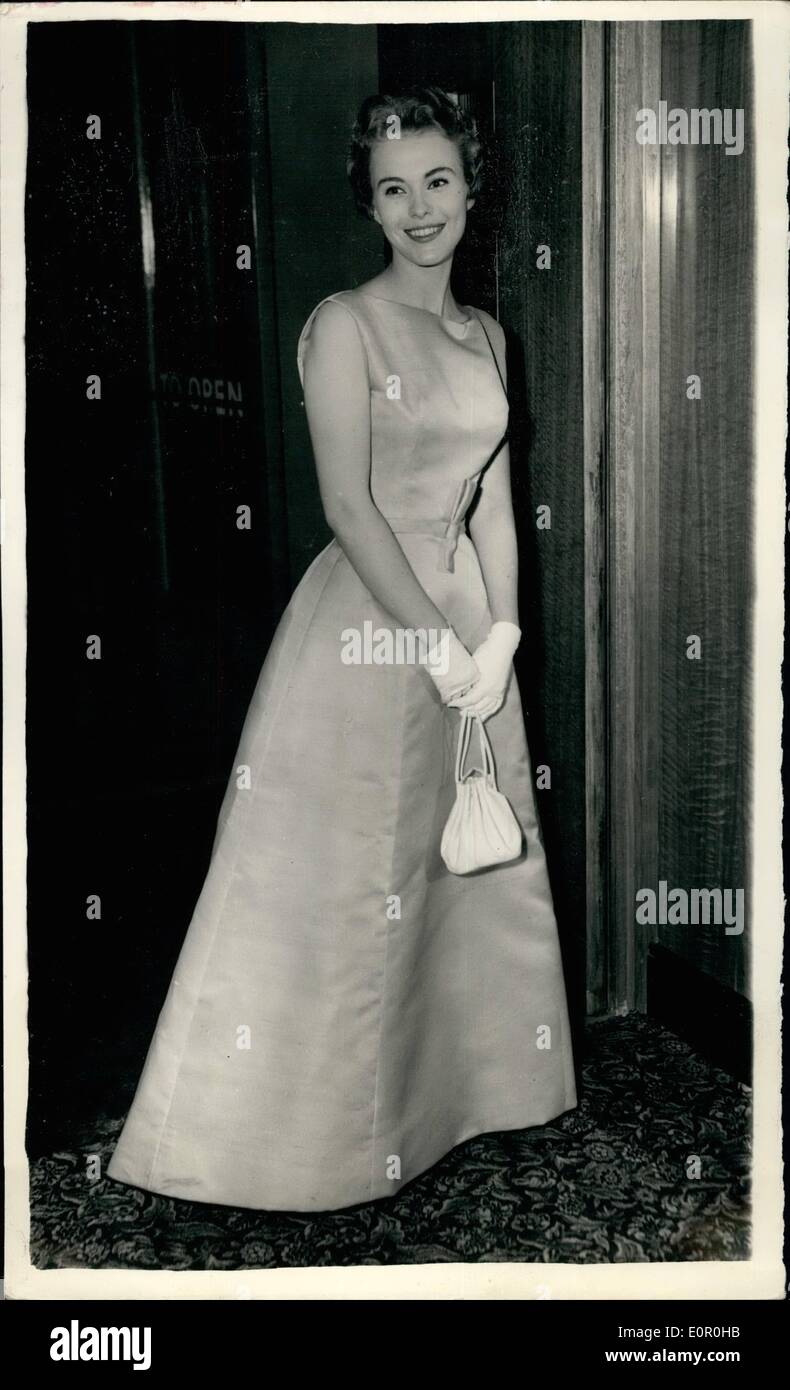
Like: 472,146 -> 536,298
29,1013 -> 750,1270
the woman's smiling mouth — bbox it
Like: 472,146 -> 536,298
404,224 -> 445,243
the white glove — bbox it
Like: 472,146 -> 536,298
425,627 -> 480,704
450,620 -> 521,721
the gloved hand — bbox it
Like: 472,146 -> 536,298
425,626 -> 480,704
450,620 -> 521,721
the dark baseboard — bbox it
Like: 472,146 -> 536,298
646,943 -> 752,1085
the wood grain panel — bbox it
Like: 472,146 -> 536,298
492,22 -> 586,1020
657,20 -> 753,998
582,22 -> 608,1016
607,21 -> 662,1013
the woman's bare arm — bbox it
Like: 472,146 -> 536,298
302,300 -> 451,635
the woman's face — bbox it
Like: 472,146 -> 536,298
368,128 -> 474,267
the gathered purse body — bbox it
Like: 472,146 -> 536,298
441,712 -> 524,875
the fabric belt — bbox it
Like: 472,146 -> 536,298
386,517 -> 464,572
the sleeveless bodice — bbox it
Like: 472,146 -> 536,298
297,289 -> 509,570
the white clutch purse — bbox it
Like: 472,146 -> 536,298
441,711 -> 524,875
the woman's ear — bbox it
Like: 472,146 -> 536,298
371,204 -> 381,226
466,195 -> 476,211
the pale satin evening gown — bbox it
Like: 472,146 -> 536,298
106,288 -> 578,1212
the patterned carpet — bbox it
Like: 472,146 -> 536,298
29,1013 -> 751,1269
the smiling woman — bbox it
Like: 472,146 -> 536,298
106,83 -> 578,1213
347,86 -> 483,316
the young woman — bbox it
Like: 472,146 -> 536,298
107,86 -> 578,1214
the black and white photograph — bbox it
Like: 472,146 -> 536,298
3,0 -> 786,1306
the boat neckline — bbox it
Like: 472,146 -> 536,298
350,290 -> 475,329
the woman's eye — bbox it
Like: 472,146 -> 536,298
381,178 -> 449,195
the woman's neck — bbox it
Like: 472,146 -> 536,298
378,258 -> 460,319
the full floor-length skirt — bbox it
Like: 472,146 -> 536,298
107,527 -> 578,1211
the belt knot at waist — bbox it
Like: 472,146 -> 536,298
385,516 -> 464,572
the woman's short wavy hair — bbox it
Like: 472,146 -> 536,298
347,85 -> 484,219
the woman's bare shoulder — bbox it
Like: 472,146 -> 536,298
304,293 -> 366,347
298,292 -> 369,389
469,303 -> 506,342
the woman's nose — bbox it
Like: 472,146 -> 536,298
408,191 -> 430,218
